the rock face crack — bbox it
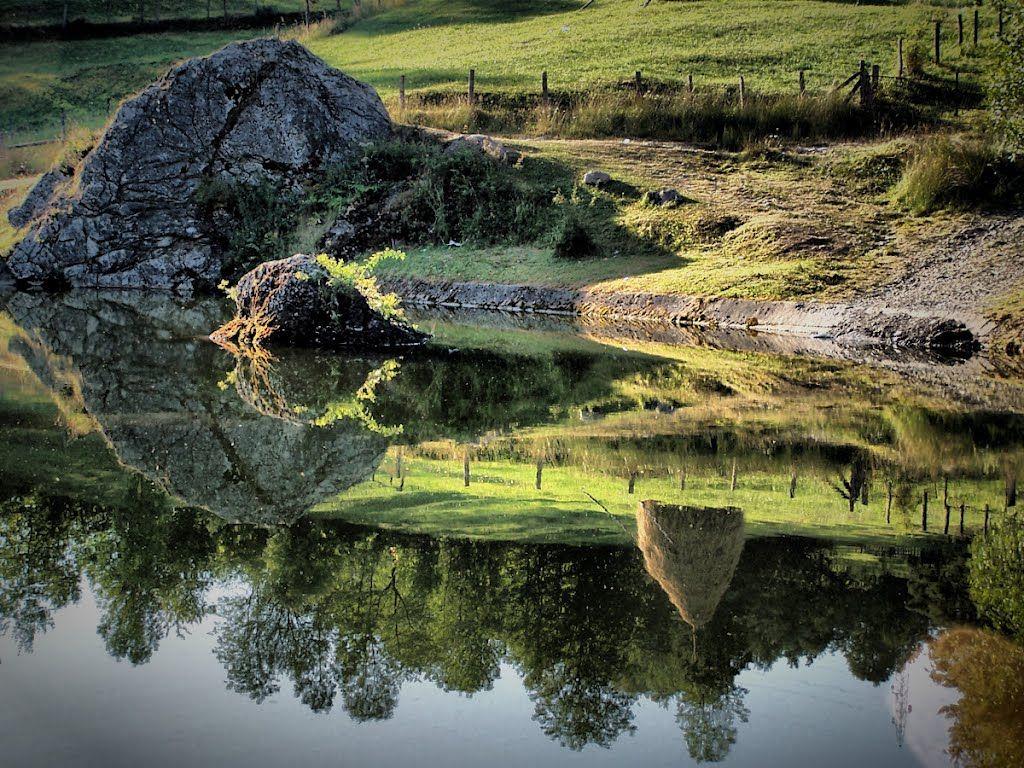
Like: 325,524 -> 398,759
6,39 -> 391,294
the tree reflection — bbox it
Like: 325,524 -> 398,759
0,495 -> 983,754
929,627 -> 1024,768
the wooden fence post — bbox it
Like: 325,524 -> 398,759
730,458 -> 738,491
687,73 -> 693,93
959,502 -> 965,535
922,490 -> 929,531
738,75 -> 745,107
468,69 -> 476,104
799,69 -> 806,95
984,503 -> 990,534
680,466 -> 687,491
999,6 -> 1004,39
463,450 -> 470,487
859,60 -> 872,108
635,70 -> 642,93
628,471 -> 637,494
871,63 -> 880,91
935,20 -> 942,65
535,460 -> 543,490
399,74 -> 406,110
974,8 -> 979,46
958,12 -> 964,49
542,70 -> 548,101
955,69 -> 960,116
944,501 -> 951,535
898,36 -> 904,78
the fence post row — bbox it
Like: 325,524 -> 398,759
468,68 -> 476,104
399,74 -> 406,110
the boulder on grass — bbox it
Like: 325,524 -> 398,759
212,254 -> 429,349
6,39 -> 391,293
643,187 -> 685,207
583,170 -> 611,187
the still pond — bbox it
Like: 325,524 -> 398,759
1,293 -> 1022,767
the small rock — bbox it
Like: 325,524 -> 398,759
583,170 -> 611,187
657,188 -> 684,206
445,134 -> 521,165
212,254 -> 429,350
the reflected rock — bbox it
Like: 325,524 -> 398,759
636,501 -> 745,630
3,291 -> 389,524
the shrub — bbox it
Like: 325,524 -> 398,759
195,178 -> 301,277
315,249 -> 406,320
891,134 -> 1024,214
553,212 -> 597,260
323,138 -> 557,245
990,0 -> 1024,154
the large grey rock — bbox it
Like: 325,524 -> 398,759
213,254 -> 429,349
6,39 -> 391,294
583,170 -> 611,187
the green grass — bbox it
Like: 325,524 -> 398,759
0,0 -> 313,26
316,452 -> 1006,546
0,29 -> 265,137
308,0 -> 994,98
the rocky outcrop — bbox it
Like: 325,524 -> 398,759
6,39 -> 391,293
213,254 -> 429,349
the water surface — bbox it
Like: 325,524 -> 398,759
1,292 -> 1022,767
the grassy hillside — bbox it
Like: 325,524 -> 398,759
307,0 -> 994,98
0,0 -> 312,26
0,30 -> 261,140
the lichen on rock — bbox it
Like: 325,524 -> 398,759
6,38 -> 391,293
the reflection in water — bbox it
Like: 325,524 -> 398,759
2,293 -> 1024,765
0,490 -> 987,758
929,627 -> 1024,768
636,502 -> 745,634
3,292 -> 392,524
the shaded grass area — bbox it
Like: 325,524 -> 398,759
0,0 -> 313,26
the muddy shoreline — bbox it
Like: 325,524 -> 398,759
382,277 -> 982,355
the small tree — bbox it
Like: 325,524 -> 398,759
992,0 -> 1024,154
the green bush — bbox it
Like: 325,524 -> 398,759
991,0 -> 1024,154
553,212 -> 597,260
891,134 -> 1024,215
195,178 -> 301,277
323,138 -> 557,245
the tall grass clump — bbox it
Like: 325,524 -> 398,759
391,89 -> 874,148
891,134 -> 1024,215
